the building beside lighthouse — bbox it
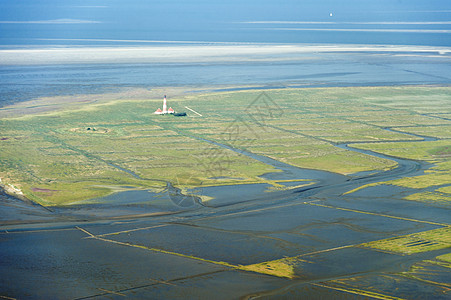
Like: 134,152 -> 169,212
154,95 -> 175,115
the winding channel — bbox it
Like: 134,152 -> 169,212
159,123 -> 436,213
0,120 -> 439,224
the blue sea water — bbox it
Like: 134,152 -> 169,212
1,0 -> 451,47
0,0 -> 450,105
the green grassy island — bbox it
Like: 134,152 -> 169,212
0,86 -> 450,206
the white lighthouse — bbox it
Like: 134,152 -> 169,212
154,95 -> 175,114
162,95 -> 168,114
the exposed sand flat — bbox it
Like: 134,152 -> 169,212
0,44 -> 450,65
0,87 -> 190,118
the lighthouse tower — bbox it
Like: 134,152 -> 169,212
154,95 -> 175,114
162,95 -> 168,114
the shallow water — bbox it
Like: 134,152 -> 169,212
197,183 -> 271,207
1,50 -> 450,106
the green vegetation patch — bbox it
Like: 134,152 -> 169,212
429,144 -> 451,157
436,253 -> 451,264
437,186 -> 451,194
358,87 -> 451,114
387,173 -> 450,190
353,140 -> 451,162
404,191 -> 451,206
361,226 -> 451,254
393,125 -> 451,139
239,257 -> 304,279
284,149 -> 396,175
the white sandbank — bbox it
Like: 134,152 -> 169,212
0,44 -> 450,65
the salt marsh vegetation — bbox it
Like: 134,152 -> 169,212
0,86 -> 450,207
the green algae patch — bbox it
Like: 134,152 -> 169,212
361,226 -> 451,255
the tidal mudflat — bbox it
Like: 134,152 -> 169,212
0,86 -> 450,299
